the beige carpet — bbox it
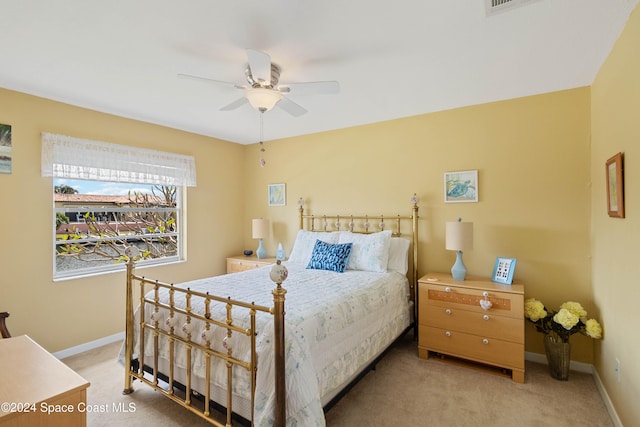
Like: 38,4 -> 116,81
62,333 -> 613,427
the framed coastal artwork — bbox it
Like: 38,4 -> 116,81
444,170 -> 478,203
268,183 -> 286,206
0,124 -> 11,174
605,152 -> 624,218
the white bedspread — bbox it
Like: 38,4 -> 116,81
122,262 -> 411,426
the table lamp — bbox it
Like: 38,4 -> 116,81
252,218 -> 270,259
445,218 -> 473,280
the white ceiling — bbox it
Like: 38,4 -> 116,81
1,0 -> 637,145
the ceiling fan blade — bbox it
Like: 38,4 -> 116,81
277,81 -> 340,95
246,49 -> 272,85
220,97 -> 249,111
276,97 -> 307,117
178,73 -> 246,90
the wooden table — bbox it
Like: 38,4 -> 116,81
0,335 -> 90,426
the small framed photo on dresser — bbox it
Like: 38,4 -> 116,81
492,257 -> 517,285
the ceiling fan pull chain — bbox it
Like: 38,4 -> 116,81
259,110 -> 266,168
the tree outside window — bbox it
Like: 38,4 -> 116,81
53,179 -> 182,279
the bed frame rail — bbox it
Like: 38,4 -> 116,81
123,259 -> 287,426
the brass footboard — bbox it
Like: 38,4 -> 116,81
123,259 -> 286,426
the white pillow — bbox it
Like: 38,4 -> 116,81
338,230 -> 392,273
287,230 -> 340,265
387,237 -> 411,275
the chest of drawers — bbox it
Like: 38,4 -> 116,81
418,272 -> 525,383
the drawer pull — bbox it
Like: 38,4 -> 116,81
483,315 -> 490,321
445,287 -> 452,293
445,331 -> 451,337
445,309 -> 452,315
479,291 -> 493,311
482,338 -> 489,345
479,299 -> 493,311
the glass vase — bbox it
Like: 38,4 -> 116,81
544,334 -> 571,380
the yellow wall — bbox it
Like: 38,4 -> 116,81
591,5 -> 640,426
0,87 -> 245,352
243,88 -> 594,362
2,13 -> 638,420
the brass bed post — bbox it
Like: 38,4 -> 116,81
411,194 -> 420,337
123,257 -> 135,394
411,194 -> 419,298
271,261 -> 288,427
298,197 -> 304,230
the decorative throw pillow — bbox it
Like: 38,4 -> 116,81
338,230 -> 392,273
306,240 -> 353,273
288,230 -> 340,265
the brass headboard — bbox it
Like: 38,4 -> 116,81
296,195 -> 419,304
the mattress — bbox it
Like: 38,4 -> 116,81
121,262 -> 412,426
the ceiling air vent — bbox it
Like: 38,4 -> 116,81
485,0 -> 541,16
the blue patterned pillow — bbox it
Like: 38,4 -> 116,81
306,240 -> 353,273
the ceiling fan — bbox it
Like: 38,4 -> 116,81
178,49 -> 340,117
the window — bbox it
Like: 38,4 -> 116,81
42,133 -> 196,279
54,179 -> 182,278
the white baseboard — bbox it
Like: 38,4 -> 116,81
525,350 -> 591,373
592,366 -> 624,427
525,351 -> 621,425
524,350 -> 548,365
53,331 -> 124,360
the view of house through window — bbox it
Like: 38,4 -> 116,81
53,178 -> 182,279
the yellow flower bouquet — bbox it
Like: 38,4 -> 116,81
524,298 -> 603,343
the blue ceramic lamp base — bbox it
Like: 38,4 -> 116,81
451,250 -> 467,280
256,239 -> 267,259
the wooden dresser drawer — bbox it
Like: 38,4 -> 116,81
226,256 -> 276,274
420,281 -> 523,319
419,325 -> 524,369
421,305 -> 524,343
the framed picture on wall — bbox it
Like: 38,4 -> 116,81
444,170 -> 478,203
492,257 -> 517,285
606,152 -> 624,218
268,183 -> 286,206
0,124 -> 12,175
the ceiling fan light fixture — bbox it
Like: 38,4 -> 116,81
179,49 -> 338,117
246,88 -> 282,112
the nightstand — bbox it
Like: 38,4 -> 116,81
226,255 -> 277,274
417,272 -> 525,383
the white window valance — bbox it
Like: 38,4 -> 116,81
41,132 -> 196,187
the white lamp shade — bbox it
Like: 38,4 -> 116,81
445,221 -> 473,251
246,88 -> 282,111
252,218 -> 270,239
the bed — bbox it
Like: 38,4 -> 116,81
121,196 -> 420,426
